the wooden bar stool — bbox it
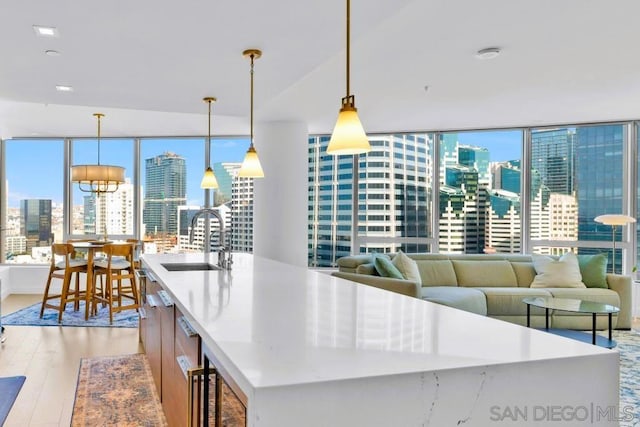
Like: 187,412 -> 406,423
40,243 -> 88,323
91,243 -> 139,324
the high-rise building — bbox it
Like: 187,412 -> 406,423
143,152 -> 187,236
20,199 -> 53,253
308,134 -> 431,267
82,180 -> 134,236
213,162 -> 235,206
83,195 -> 96,234
531,128 -> 575,195
575,125 -> 625,269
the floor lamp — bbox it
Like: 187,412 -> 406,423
594,214 -> 637,274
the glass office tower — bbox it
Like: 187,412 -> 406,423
20,199 -> 53,254
143,152 -> 187,236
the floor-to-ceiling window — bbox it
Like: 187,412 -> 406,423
529,124 -> 626,273
439,130 -> 523,254
0,136 -> 252,262
3,139 -> 64,264
308,123 -> 637,270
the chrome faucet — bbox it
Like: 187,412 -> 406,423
188,208 -> 233,270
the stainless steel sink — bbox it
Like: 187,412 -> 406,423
161,262 -> 220,272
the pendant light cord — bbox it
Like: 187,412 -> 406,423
250,53 -> 255,148
207,99 -> 212,167
346,0 -> 350,97
94,113 -> 103,165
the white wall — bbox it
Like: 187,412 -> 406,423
8,265 -> 50,294
0,267 -> 10,301
253,121 -> 308,267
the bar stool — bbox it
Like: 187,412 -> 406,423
40,243 -> 88,323
91,243 -> 139,324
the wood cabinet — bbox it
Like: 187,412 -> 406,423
174,309 -> 201,426
140,262 -> 245,426
141,278 -> 162,396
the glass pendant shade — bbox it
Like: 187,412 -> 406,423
200,166 -> 219,189
327,104 -> 370,155
238,146 -> 264,178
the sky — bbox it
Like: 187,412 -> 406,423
5,137 -> 250,208
5,131 -> 523,208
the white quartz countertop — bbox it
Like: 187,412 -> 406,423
141,253 -> 612,397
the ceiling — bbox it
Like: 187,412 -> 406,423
1,0 -> 640,139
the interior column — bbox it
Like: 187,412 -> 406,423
253,121 -> 308,267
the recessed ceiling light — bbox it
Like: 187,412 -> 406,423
33,25 -> 59,37
45,50 -> 61,57
475,47 -> 501,60
56,85 -> 73,92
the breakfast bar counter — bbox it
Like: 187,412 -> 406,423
141,252 -> 619,426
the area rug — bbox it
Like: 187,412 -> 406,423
71,353 -> 166,427
0,376 -> 26,425
613,330 -> 640,426
1,300 -> 138,328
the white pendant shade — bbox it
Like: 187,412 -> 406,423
327,107 -> 370,155
200,166 -> 219,189
238,146 -> 264,178
71,164 -> 125,193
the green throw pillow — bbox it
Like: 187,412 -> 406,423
577,254 -> 608,288
372,253 -> 404,279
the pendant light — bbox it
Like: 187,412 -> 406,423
327,0 -> 371,155
238,49 -> 265,178
200,97 -> 220,189
71,113 -> 125,193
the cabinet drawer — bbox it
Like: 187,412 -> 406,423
175,311 -> 200,371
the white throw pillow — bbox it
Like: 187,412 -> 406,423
530,252 -> 585,288
392,250 -> 422,286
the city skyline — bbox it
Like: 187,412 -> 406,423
4,137 -> 250,208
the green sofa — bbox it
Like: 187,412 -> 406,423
332,253 -> 632,330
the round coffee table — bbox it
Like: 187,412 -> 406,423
522,296 -> 619,348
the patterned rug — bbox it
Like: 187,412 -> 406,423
67,331 -> 640,426
71,353 -> 166,426
1,300 -> 138,328
613,330 -> 640,426
0,376 -> 26,425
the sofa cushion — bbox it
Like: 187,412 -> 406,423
451,260 -> 517,287
510,262 -> 537,287
415,260 -> 457,287
476,288 -> 553,316
373,254 -> 404,279
337,254 -> 375,273
421,287 -> 487,316
543,288 -> 621,311
356,263 -> 377,275
531,252 -> 586,288
577,254 -> 608,288
392,250 -> 422,286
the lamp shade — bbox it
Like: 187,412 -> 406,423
71,164 -> 125,193
327,107 -> 370,155
238,146 -> 264,178
594,214 -> 637,226
200,166 -> 219,189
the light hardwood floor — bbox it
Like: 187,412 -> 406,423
0,294 -> 142,426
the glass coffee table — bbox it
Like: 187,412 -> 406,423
522,297 -> 619,348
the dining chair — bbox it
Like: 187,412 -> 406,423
91,243 -> 140,324
40,243 -> 89,322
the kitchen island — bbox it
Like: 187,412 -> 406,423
141,252 -> 619,426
